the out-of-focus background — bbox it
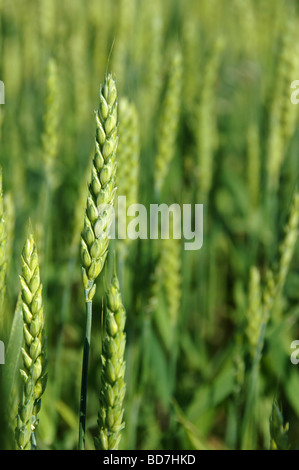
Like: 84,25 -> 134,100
1,0 -> 299,450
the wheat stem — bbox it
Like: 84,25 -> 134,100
79,73 -> 118,450
78,296 -> 93,450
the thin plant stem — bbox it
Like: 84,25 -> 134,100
78,294 -> 93,450
241,321 -> 266,450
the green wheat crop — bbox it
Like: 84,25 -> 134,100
1,0 -> 299,452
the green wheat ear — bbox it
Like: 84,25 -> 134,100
160,220 -> 182,328
79,74 -> 118,450
15,234 -> 47,450
154,50 -> 182,197
42,58 -> 59,190
196,37 -> 223,202
95,271 -> 126,450
117,97 -> 140,213
116,96 -> 140,258
81,73 -> 118,301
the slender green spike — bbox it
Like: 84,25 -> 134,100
154,50 -> 182,197
95,272 -> 126,450
80,74 -> 118,301
15,235 -> 47,450
79,74 -> 118,451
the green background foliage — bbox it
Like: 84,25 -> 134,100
1,0 -> 299,450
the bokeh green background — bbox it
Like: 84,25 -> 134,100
1,0 -> 299,450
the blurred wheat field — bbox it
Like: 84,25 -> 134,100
0,0 -> 299,450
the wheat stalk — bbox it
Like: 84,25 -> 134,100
94,272 -> 126,450
15,234 -> 47,450
79,73 -> 118,450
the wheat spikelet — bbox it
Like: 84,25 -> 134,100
196,37 -> 223,202
42,57 -> 59,190
117,97 -> 140,211
160,223 -> 182,327
244,194 -> 299,366
95,272 -> 126,450
278,20 -> 299,144
145,217 -> 181,351
262,191 -> 299,324
15,234 -> 47,449
276,192 -> 299,291
116,97 -> 140,256
79,75 -> 118,450
154,50 -> 182,196
266,18 -> 299,191
15,377 -> 35,450
70,162 -> 91,257
81,74 -> 118,301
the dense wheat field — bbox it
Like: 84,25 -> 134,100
1,0 -> 299,451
